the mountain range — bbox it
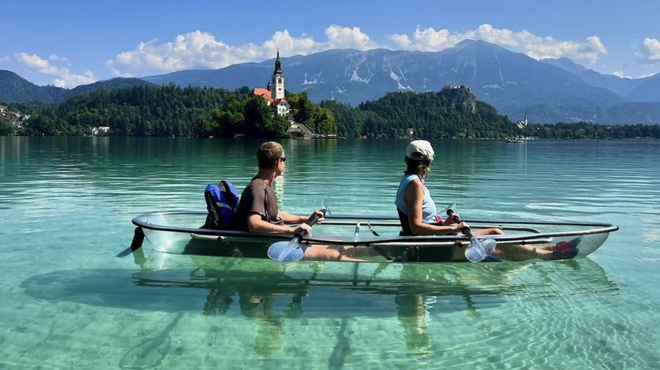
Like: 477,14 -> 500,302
3,39 -> 660,124
0,71 -> 153,104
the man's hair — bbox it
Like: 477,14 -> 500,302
257,141 -> 284,169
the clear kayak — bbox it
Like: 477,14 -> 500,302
128,211 -> 618,263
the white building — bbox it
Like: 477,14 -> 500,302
91,126 -> 110,136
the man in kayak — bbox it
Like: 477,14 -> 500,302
395,140 -> 580,262
234,141 -> 359,261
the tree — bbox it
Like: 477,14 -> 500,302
0,119 -> 14,135
243,96 -> 274,137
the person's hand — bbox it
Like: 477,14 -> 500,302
449,212 -> 461,223
295,223 -> 313,236
454,221 -> 468,231
308,210 -> 325,225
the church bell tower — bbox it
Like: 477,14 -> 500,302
271,50 -> 285,100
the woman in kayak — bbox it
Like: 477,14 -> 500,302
395,140 -> 580,262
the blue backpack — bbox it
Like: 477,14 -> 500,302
203,180 -> 240,229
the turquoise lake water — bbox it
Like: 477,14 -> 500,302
1,137 -> 659,369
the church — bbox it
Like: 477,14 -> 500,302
251,51 -> 291,117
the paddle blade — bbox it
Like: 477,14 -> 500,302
465,237 -> 497,263
267,239 -> 305,262
481,238 -> 496,253
321,198 -> 331,216
116,247 -> 135,258
117,227 -> 145,258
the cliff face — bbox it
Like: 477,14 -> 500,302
440,85 -> 476,114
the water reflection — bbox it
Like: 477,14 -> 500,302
147,251 -> 620,362
22,249 -> 620,318
21,251 -> 619,362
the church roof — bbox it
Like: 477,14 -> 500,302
252,88 -> 272,102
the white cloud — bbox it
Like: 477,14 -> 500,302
389,24 -> 607,64
636,38 -> 660,63
390,26 -> 459,51
106,27 -> 380,77
15,52 -> 96,88
612,71 -> 654,79
49,54 -> 69,63
52,71 -> 95,88
16,53 -> 60,74
611,70 -> 639,79
389,34 -> 411,49
107,30 -> 262,77
323,25 -> 379,50
0,55 -> 9,63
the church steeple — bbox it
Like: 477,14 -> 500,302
274,50 -> 282,74
271,50 -> 285,100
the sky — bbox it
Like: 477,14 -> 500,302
2,0 -> 660,88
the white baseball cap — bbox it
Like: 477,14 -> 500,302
406,140 -> 435,161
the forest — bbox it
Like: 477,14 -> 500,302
323,90 -> 660,139
1,84 -> 336,138
2,84 -> 660,139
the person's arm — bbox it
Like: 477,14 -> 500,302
279,210 -> 325,225
241,181 -> 308,234
278,211 -> 308,224
247,213 -> 310,234
405,179 -> 465,235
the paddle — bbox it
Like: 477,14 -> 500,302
267,208 -> 326,262
116,227 -> 146,258
447,208 -> 496,263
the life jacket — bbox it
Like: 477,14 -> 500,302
203,180 -> 240,229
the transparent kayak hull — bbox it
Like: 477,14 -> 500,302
131,211 -> 618,263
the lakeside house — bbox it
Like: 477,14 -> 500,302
0,107 -> 30,129
91,126 -> 110,136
